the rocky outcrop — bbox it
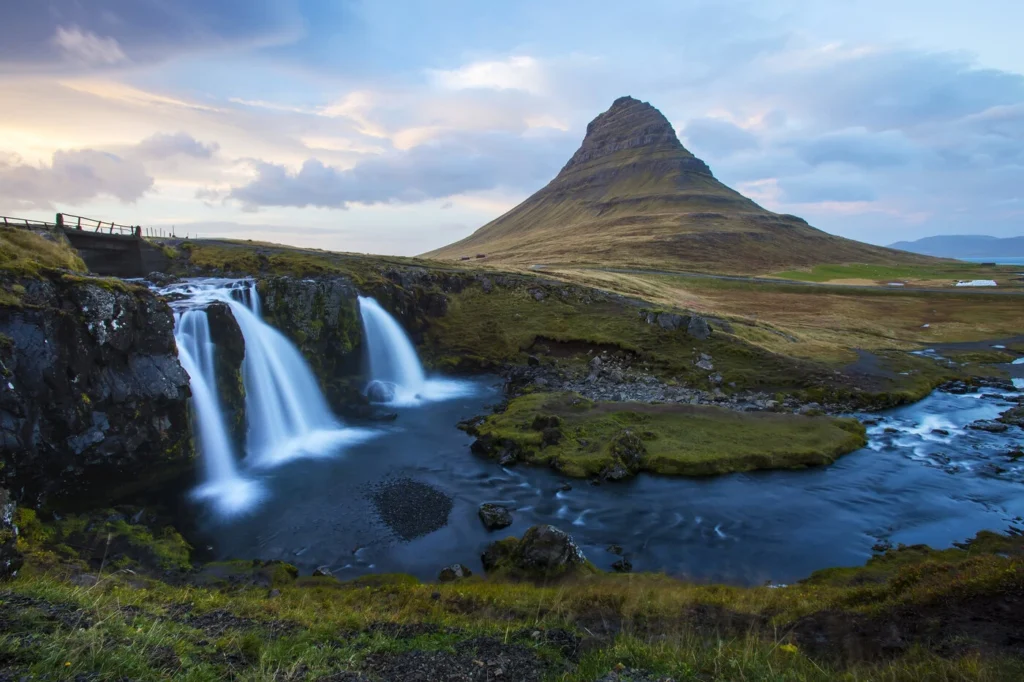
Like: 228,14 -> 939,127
559,96 -> 713,179
257,276 -> 363,406
0,487 -> 22,580
481,525 -> 589,579
205,302 -> 246,446
0,274 -> 192,509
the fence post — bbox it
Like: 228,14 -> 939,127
56,213 -> 64,229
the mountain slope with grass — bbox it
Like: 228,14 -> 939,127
423,96 -> 937,274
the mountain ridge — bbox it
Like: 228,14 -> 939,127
423,96 -> 936,274
889,234 -> 1024,258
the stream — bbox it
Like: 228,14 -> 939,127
200,377 -> 1024,585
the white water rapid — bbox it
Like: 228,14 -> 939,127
166,279 -> 372,516
357,296 -> 472,406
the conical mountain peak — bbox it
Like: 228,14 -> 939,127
423,97 -> 929,274
559,96 -> 711,177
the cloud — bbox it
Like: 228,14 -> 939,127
135,132 -> 219,160
790,128 -> 920,168
0,149 -> 152,210
52,26 -> 127,65
2,0 -> 307,71
429,56 -> 547,94
228,130 -> 576,210
777,174 -> 877,204
681,117 -> 759,157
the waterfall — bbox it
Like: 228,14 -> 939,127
357,296 -> 472,406
165,279 -> 372,516
174,309 -> 263,517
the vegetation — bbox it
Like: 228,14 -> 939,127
0,226 -> 87,278
470,392 -> 867,478
535,267 -> 1024,365
773,262 -> 1022,287
2,509 -> 1021,681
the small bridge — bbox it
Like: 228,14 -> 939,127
2,213 -> 170,278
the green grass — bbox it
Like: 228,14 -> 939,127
3,511 -> 1022,681
0,226 -> 86,278
471,392 -> 867,478
773,262 -> 1016,285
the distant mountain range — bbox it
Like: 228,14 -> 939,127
889,235 -> 1024,258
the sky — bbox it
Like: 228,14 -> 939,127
2,1 -> 1023,255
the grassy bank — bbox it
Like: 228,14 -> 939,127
2,509 -> 1022,681
469,392 -> 867,478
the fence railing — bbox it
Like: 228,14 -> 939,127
1,215 -> 59,229
57,213 -> 140,237
1,214 -> 186,239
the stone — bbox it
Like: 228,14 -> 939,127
479,503 -> 514,531
366,380 -> 397,403
656,313 -> 685,331
530,289 -> 547,301
482,524 -> 587,577
968,421 -> 1009,433
589,356 -> 603,370
606,544 -> 624,555
695,358 -> 714,372
312,566 -> 332,577
0,488 -> 23,581
610,430 -> 646,472
687,315 -> 712,340
611,558 -> 633,573
438,563 -> 473,582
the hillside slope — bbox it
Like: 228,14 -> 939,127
424,96 -> 936,274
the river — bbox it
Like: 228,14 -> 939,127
199,376 -> 1024,586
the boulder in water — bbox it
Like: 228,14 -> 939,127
479,503 -> 513,531
366,380 -> 397,403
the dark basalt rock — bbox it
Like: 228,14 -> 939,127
481,524 -> 588,579
0,274 -> 192,509
257,276 -> 363,406
0,487 -> 23,581
438,563 -> 473,582
478,503 -> 513,531
366,380 -> 397,404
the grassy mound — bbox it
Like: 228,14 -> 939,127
0,226 -> 86,278
469,392 -> 867,478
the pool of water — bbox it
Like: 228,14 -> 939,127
198,378 -> 1024,585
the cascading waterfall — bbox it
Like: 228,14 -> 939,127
357,296 -> 472,406
165,279 -> 372,516
174,309 -> 263,517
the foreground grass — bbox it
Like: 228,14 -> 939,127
3,509 -> 1022,681
469,392 -> 867,478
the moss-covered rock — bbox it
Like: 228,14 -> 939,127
481,525 -> 595,581
470,392 -> 867,479
256,276 -> 365,406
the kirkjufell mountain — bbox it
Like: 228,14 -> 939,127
424,96 -> 934,273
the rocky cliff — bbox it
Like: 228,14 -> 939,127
0,273 -> 193,509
